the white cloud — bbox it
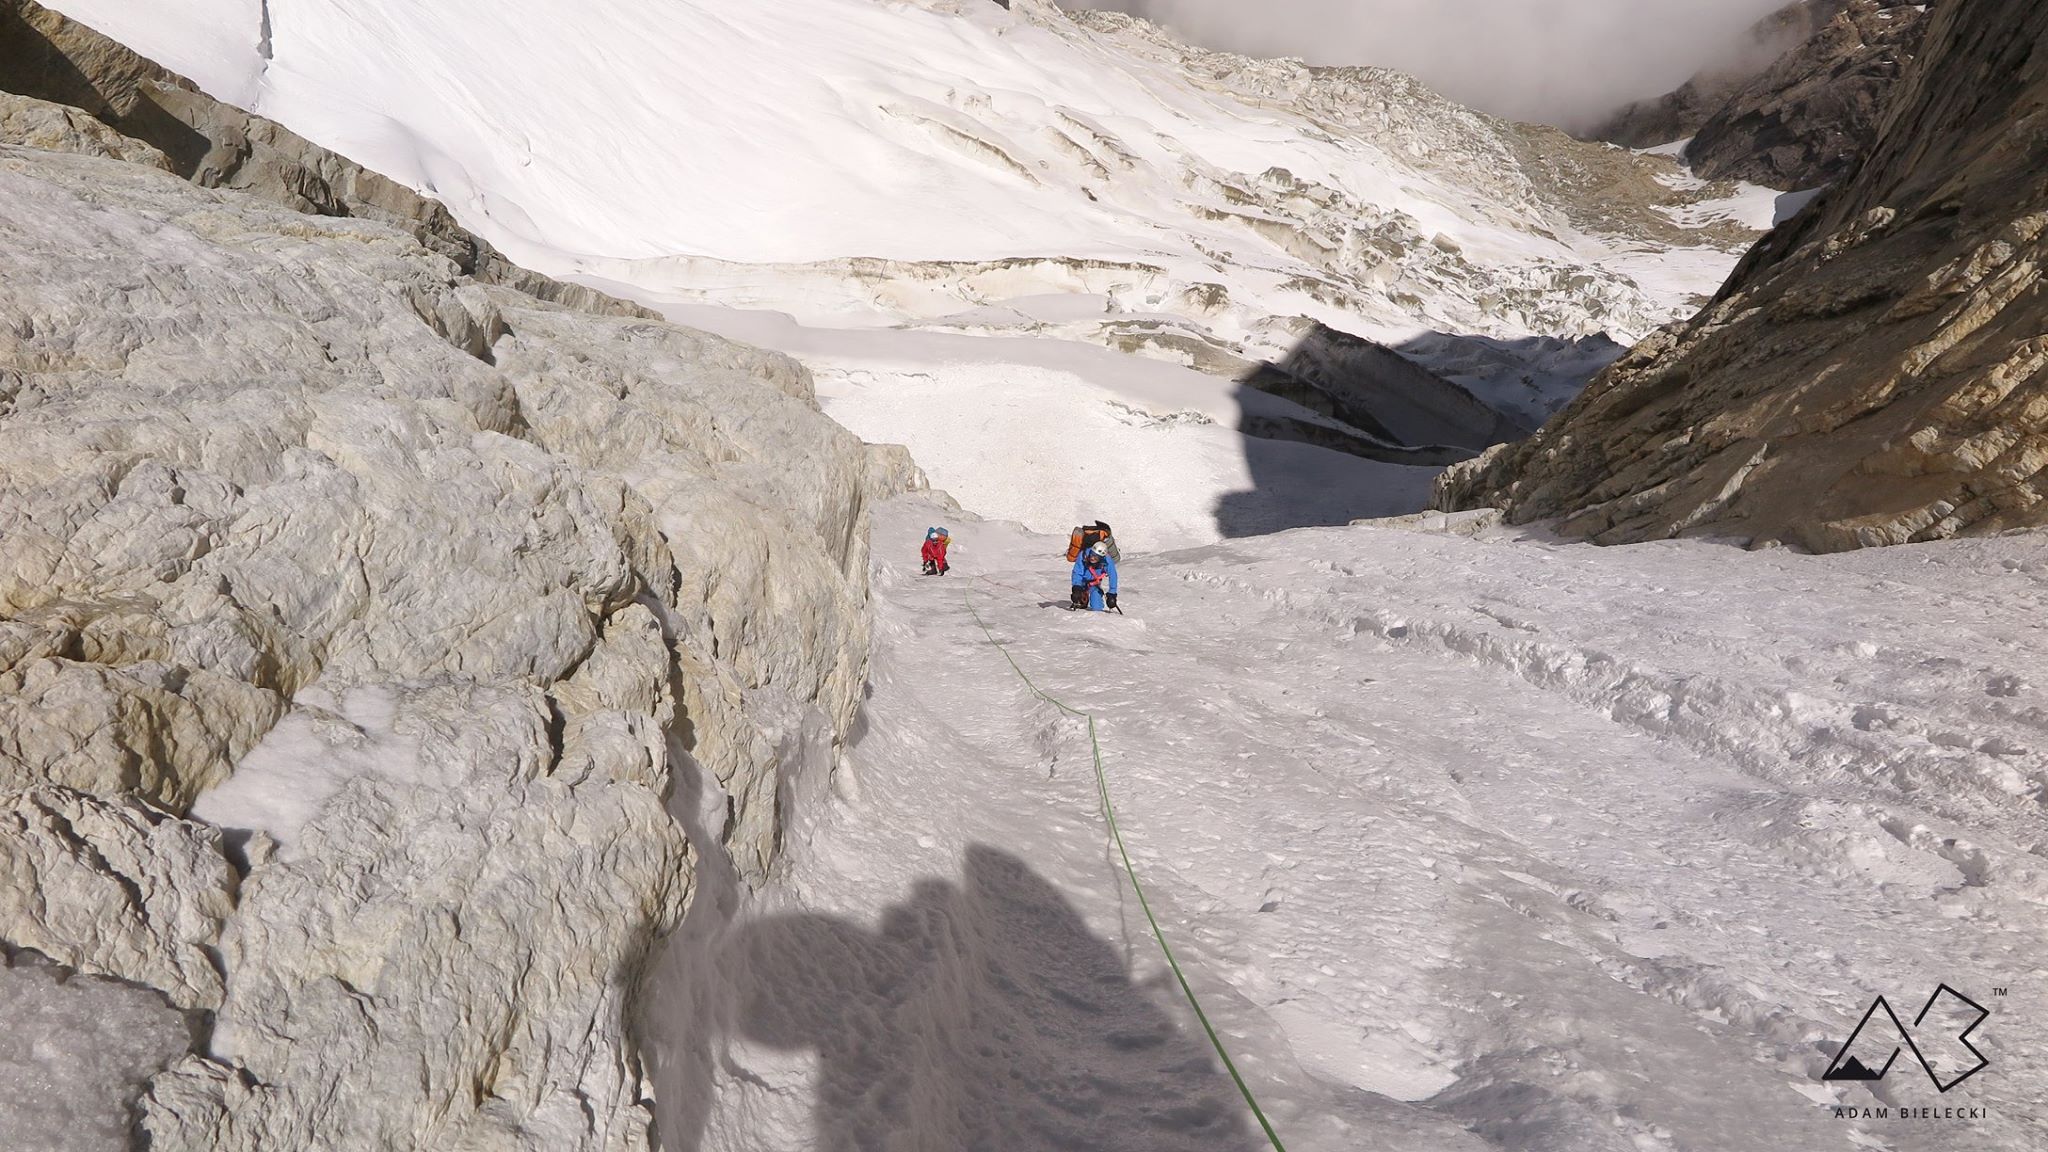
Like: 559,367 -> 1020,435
1075,0 -> 1794,129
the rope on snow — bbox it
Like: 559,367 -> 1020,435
962,582 -> 1289,1152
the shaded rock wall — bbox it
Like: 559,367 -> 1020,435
1437,0 -> 2048,553
1686,0 -> 1932,189
1595,0 -> 1843,149
1238,322 -> 1529,465
1594,0 -> 1931,192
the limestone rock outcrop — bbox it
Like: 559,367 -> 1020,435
0,57 -> 915,1152
1437,0 -> 2048,552
0,786 -> 235,1010
0,89 -> 169,168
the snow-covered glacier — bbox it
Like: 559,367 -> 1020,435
45,0 -> 1777,546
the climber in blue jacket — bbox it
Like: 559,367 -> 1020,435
1069,540 -> 1119,612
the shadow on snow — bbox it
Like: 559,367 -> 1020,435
648,840 -> 1259,1152
1211,323 -> 1621,538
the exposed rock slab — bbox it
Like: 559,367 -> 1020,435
0,786 -> 234,1009
0,89 -> 168,167
0,98 -> 913,1152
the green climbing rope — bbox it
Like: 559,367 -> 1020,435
964,585 -> 1289,1152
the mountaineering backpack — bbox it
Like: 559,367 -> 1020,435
1067,523 -> 1112,562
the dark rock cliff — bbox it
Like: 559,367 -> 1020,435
1439,0 -> 2048,553
1595,0 -> 1932,192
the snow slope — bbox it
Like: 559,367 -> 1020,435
49,0 -> 1744,328
641,299 -> 1440,549
0,955 -> 190,1152
669,497 -> 2048,1151
46,0 -> 1776,542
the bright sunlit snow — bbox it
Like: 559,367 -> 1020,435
671,499 -> 2048,1151
46,0 -> 1735,282
191,686 -> 422,856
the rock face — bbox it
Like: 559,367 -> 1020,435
1,787 -> 236,1010
1595,0 -> 1841,149
0,43 -> 915,1152
0,0 -> 654,320
1436,0 -> 2048,553
1596,0 -> 1932,190
1686,0 -> 1932,189
0,89 -> 170,168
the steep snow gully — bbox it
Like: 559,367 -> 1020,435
657,500 -> 2048,1151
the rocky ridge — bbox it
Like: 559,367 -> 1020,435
1686,0 -> 1932,189
1596,0 -> 1853,149
0,45 -> 918,1152
1437,0 -> 2048,552
1596,0 -> 1934,191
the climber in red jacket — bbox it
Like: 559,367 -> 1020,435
920,527 -> 950,575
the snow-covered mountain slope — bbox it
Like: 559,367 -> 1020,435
44,0 -> 1749,334
45,0 -> 1776,544
8,7 -> 2043,1150
670,497 -> 2048,1151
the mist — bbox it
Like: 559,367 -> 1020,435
1073,0 -> 1795,130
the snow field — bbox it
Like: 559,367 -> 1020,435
645,299 -> 1443,549
191,685 -> 421,856
45,0 -> 1496,260
0,954 -> 190,1152
42,0 -> 1783,559
678,498 -> 2048,1151
49,0 -> 1770,376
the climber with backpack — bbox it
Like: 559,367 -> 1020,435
920,527 -> 951,575
1065,520 -> 1119,563
1069,539 -> 1119,612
